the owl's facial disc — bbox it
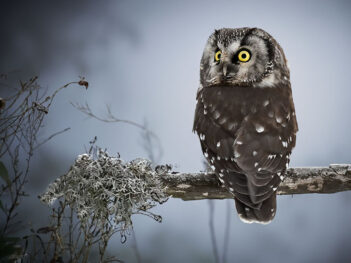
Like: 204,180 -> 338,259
200,28 -> 281,88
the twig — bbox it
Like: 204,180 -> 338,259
33,127 -> 71,151
221,200 -> 231,263
72,103 -> 163,163
208,200 -> 219,263
131,229 -> 141,263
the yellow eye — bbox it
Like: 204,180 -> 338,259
214,50 -> 222,62
238,50 -> 251,62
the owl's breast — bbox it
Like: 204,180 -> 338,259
194,84 -> 297,144
196,86 -> 268,134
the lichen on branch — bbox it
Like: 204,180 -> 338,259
40,150 -> 169,239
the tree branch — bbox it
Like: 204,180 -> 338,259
160,164 -> 351,201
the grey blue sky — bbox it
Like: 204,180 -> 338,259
1,1 -> 351,262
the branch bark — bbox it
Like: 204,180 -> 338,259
160,164 -> 351,201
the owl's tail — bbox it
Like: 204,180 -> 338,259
234,193 -> 277,224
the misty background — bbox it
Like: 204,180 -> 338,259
1,0 -> 351,262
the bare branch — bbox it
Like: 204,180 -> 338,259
33,127 -> 71,151
72,102 -> 163,163
72,102 -> 149,131
208,200 -> 219,263
161,164 -> 351,201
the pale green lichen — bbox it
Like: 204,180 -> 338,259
40,150 -> 169,239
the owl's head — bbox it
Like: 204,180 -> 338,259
200,28 -> 289,88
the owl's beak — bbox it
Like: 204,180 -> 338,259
223,64 -> 228,77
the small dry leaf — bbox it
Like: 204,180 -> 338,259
78,80 -> 89,89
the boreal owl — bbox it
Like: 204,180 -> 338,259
193,28 -> 298,224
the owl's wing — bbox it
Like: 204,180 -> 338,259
193,93 -> 258,208
233,104 -> 296,205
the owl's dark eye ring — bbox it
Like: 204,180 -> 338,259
237,49 -> 251,62
214,50 -> 222,62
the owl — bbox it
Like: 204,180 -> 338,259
193,28 -> 298,224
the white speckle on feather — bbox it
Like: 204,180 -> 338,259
218,117 -> 227,125
286,163 -> 289,169
217,141 -> 221,147
210,165 -> 216,170
280,175 -> 284,180
276,116 -> 282,124
229,187 -> 234,192
217,156 -> 221,160
213,111 -> 220,119
204,109 -> 207,115
236,140 -> 243,145
258,168 -> 262,171
202,192 -> 209,196
271,208 -> 274,212
255,124 -> 265,133
263,100 -> 270,107
228,122 -> 236,130
220,169 -> 224,173
268,111 -> 274,118
219,178 -> 224,183
219,173 -> 224,177
286,113 -> 290,121
273,187 -> 277,191
277,172 -> 281,176
252,151 -> 257,156
204,152 -> 209,158
254,162 -> 258,167
279,136 -> 282,140
231,157 -> 235,161
245,207 -> 250,212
